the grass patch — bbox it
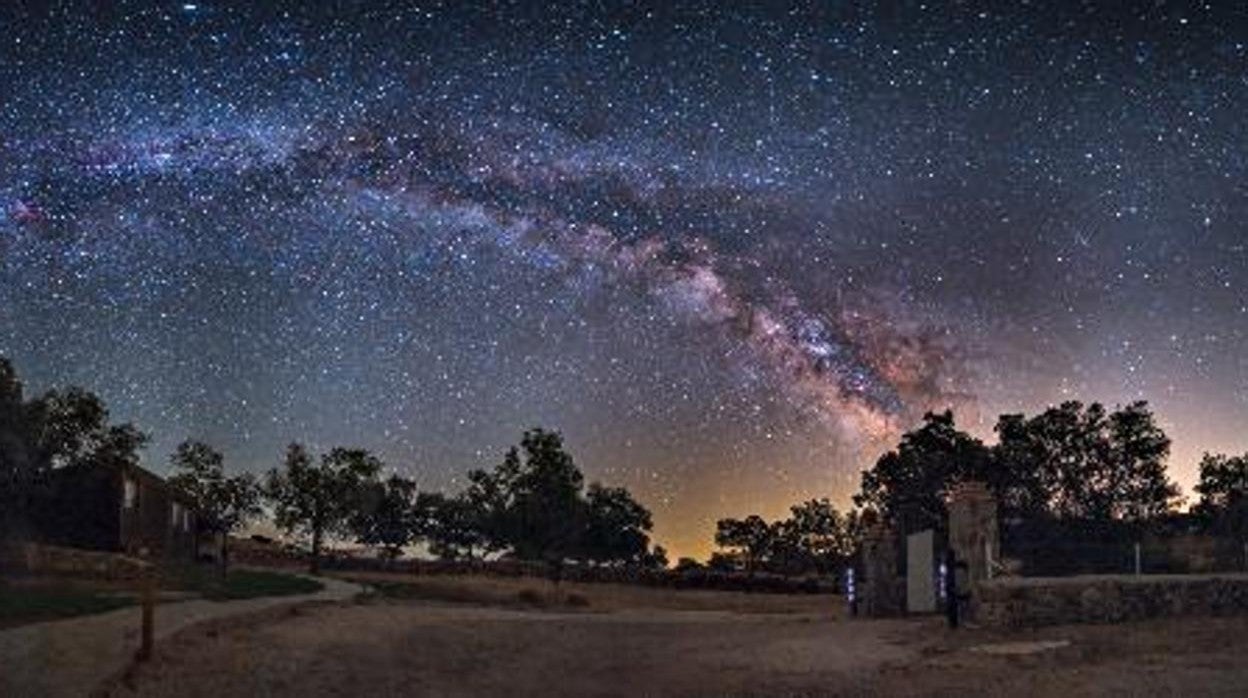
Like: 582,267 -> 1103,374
0,583 -> 135,628
335,571 -> 842,615
208,570 -> 323,600
362,578 -> 488,604
169,566 -> 323,601
355,576 -> 590,610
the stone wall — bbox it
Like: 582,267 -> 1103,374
976,573 -> 1248,627
2,542 -> 152,581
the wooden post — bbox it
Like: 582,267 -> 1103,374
138,568 -> 155,661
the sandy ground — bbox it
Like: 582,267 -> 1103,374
108,575 -> 1248,697
111,601 -> 924,697
0,574 -> 360,697
862,616 -> 1248,697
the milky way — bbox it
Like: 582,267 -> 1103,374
2,2 -> 1246,557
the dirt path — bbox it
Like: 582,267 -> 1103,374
0,574 -> 361,697
111,600 -> 932,697
106,594 -> 1248,697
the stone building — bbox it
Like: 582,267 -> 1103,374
36,462 -> 199,559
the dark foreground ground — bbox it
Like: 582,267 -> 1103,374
107,573 -> 1248,698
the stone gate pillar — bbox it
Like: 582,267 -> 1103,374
859,521 -> 904,617
947,481 -> 999,592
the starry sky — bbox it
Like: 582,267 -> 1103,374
2,2 -> 1246,559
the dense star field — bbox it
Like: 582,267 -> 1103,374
1,2 -> 1245,557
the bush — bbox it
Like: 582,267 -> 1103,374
515,588 -> 544,606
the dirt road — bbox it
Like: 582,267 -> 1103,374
105,575 -> 1248,697
109,600 -> 928,697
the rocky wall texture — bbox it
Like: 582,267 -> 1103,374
2,542 -> 151,580
976,573 -> 1248,627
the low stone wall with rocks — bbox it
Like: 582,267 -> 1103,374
2,542 -> 152,580
976,573 -> 1248,627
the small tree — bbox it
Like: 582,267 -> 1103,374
266,444 -> 382,574
418,492 -> 491,561
168,440 -> 261,577
415,427 -> 658,577
714,515 -> 772,577
459,462 -> 519,556
782,498 -> 854,575
581,483 -> 653,565
351,474 -> 418,564
643,544 -> 669,570
1194,452 -> 1248,544
505,429 -> 586,582
674,556 -> 703,573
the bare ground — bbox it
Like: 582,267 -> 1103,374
862,616 -> 1248,697
107,574 -> 1248,697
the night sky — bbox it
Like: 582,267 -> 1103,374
2,2 -> 1246,558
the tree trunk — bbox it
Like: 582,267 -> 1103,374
310,525 -> 322,575
219,533 -> 230,580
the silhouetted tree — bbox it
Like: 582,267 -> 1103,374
32,387 -> 150,473
714,499 -> 858,577
714,515 -> 772,576
435,427 -> 658,576
855,410 -> 991,532
992,412 -> 1064,518
459,458 -> 521,556
580,483 -> 653,565
1194,452 -> 1248,541
351,474 -> 419,564
266,444 -> 382,574
858,403 -> 1179,531
706,551 -> 742,572
168,440 -> 261,577
1,358 -> 150,544
417,491 -> 492,561
505,429 -> 586,581
993,401 -> 1178,521
644,544 -> 669,570
784,498 -> 856,573
674,556 -> 703,573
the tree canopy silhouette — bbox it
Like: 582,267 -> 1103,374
856,401 -> 1179,531
1194,452 -> 1248,541
350,474 -> 420,563
1,357 -> 150,543
168,439 -> 262,576
855,410 -> 990,532
714,499 -> 859,577
265,444 -> 382,574
423,428 -> 661,576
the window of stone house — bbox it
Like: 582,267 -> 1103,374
123,477 -> 138,509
